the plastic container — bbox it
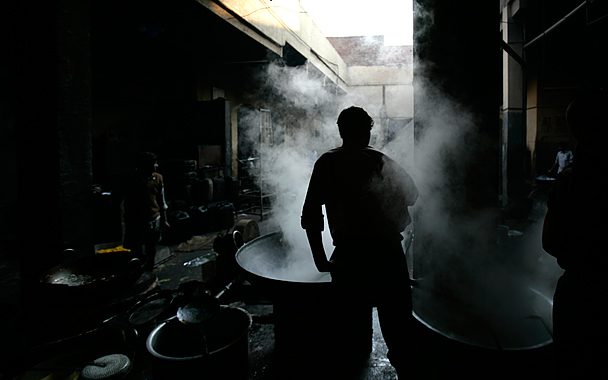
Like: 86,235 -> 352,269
167,211 -> 192,243
224,176 -> 239,202
187,206 -> 212,235
191,178 -> 213,205
212,177 -> 225,202
217,203 -> 235,231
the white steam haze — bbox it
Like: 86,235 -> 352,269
408,4 -> 562,341
238,66 -> 336,281
237,59 -> 418,282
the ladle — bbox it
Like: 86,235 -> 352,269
176,295 -> 220,325
176,295 -> 221,355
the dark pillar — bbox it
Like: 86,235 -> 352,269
13,0 -> 93,323
413,1 -> 500,283
501,3 -> 527,213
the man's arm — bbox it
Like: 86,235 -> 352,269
158,181 -> 170,229
301,158 -> 334,273
306,229 -> 334,273
548,154 -> 560,174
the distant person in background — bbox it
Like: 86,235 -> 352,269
301,106 -> 418,378
548,142 -> 574,176
119,152 -> 170,271
542,90 -> 608,379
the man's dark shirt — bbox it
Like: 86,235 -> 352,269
301,146 -> 418,246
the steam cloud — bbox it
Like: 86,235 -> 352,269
236,31 -> 562,336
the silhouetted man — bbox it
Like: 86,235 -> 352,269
301,106 -> 418,377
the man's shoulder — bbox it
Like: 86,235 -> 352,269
322,147 -> 343,155
361,146 -> 385,155
316,148 -> 342,161
320,146 -> 384,156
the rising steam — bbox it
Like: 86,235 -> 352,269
237,39 -> 561,329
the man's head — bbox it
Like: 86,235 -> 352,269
337,106 -> 374,143
136,152 -> 158,172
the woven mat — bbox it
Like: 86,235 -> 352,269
175,235 -> 216,252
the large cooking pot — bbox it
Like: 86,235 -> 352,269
235,231 -> 373,363
38,250 -> 147,299
237,231 -> 556,352
235,231 -> 332,300
412,279 -> 555,350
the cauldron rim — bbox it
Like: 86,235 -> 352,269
146,306 -> 252,360
235,231 -> 332,285
412,284 -> 554,351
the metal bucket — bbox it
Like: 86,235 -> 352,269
146,306 -> 251,379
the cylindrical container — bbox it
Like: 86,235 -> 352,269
187,205 -> 212,235
213,176 -> 226,202
191,178 -> 213,205
146,306 -> 252,380
234,219 -> 260,243
224,176 -> 239,202
217,203 -> 235,231
167,211 -> 193,243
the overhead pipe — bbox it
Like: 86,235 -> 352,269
524,2 -> 586,49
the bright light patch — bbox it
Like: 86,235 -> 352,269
300,0 -> 413,46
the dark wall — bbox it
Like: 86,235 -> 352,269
90,0 -> 240,189
2,1 -> 94,358
525,0 -> 608,177
13,0 -> 94,281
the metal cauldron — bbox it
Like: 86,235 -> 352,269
235,231 -> 332,300
146,306 -> 252,380
412,280 -> 555,350
235,231 -> 372,363
38,250 -> 147,300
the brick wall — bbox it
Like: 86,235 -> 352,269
327,36 -> 413,66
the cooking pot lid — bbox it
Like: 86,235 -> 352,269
176,295 -> 220,325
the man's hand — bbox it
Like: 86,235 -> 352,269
315,259 -> 338,273
162,210 -> 170,231
305,229 -> 336,273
